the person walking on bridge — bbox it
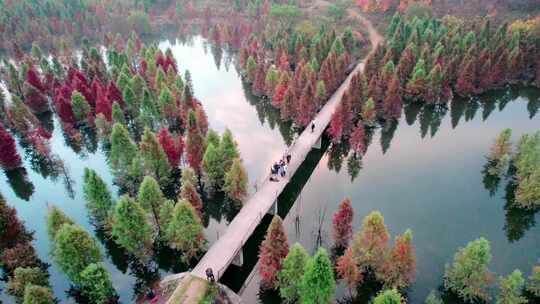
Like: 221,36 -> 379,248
311,119 -> 316,133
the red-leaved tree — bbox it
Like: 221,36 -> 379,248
382,229 -> 416,288
328,108 -> 344,144
336,247 -> 363,295
26,66 -> 45,92
95,83 -> 112,121
455,57 -> 477,96
158,128 -> 183,168
295,80 -> 316,126
383,76 -> 403,119
0,123 -> 22,170
23,82 -> 49,114
350,123 -> 367,155
259,216 -> 289,289
0,242 -> 41,273
107,81 -> 124,108
0,194 -> 34,251
186,110 -> 205,175
333,198 -> 354,249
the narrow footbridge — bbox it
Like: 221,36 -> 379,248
196,61 -> 366,279
166,11 -> 382,303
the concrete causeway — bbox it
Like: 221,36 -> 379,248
165,9 -> 382,303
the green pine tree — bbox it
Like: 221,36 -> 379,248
444,238 -> 493,302
80,263 -> 117,304
219,129 -> 239,172
528,262 -> 540,296
110,123 -> 138,174
159,199 -> 175,234
7,267 -> 49,300
425,290 -> 443,304
299,248 -> 335,304
158,87 -> 176,119
278,243 -> 309,303
52,224 -> 102,284
203,143 -> 224,189
131,74 -> 146,100
47,205 -> 75,240
332,37 -> 345,56
497,270 -> 527,304
245,56 -> 257,83
116,71 -> 131,92
373,289 -> 404,304
23,285 -> 54,304
111,102 -> 126,125
140,128 -> 171,184
155,67 -> 167,92
111,196 -> 153,258
224,158 -> 248,204
165,200 -> 206,262
140,88 -> 158,129
122,83 -> 139,118
137,175 -> 165,233
206,129 -> 220,148
83,168 -> 113,225
71,91 -> 91,123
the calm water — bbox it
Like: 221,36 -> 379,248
0,36 -> 289,303
1,35 -> 539,304
238,88 -> 540,303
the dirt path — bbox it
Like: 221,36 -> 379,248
309,0 -> 383,49
165,275 -> 209,304
348,7 -> 384,49
180,278 -> 207,304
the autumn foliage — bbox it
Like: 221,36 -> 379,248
158,128 -> 183,168
0,123 -> 22,170
332,198 -> 354,248
259,216 -> 289,289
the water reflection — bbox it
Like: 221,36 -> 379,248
241,80 -> 296,146
480,134 -> 540,243
239,85 -> 540,304
4,168 -> 34,201
481,159 -> 502,197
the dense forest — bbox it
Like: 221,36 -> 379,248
325,12 -> 539,164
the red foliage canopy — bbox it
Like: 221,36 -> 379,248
26,65 -> 45,93
106,81 -> 124,108
158,128 -> 183,168
350,124 -> 367,154
0,123 -> 22,170
95,82 -> 112,121
0,196 -> 34,251
259,216 -> 289,289
333,198 -> 354,248
336,247 -> 363,290
53,84 -> 76,125
0,241 -> 41,273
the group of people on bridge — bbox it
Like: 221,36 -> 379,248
270,152 -> 291,182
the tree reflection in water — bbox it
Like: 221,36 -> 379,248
4,167 -> 34,201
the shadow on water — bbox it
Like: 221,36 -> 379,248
219,137 -> 331,293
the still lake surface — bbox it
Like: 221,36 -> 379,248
1,36 -> 539,303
